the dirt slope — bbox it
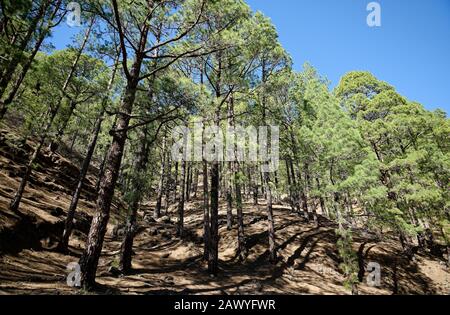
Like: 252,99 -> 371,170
0,122 -> 449,295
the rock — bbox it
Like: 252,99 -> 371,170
51,207 -> 64,217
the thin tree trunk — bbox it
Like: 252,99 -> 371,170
59,112 -> 104,252
8,18 -> 93,212
174,162 -> 179,203
285,159 -> 295,211
192,167 -> 199,198
263,170 -> 277,263
208,54 -> 222,276
226,163 -> 233,230
201,119 -> 210,260
119,125 -> 149,273
261,60 -> 276,264
203,159 -> 210,260
177,160 -> 187,238
316,178 -> 328,218
59,53 -> 120,252
251,167 -> 258,205
164,151 -> 172,215
79,69 -> 141,289
209,158 -> 220,274
229,95 -> 246,261
155,135 -> 167,219
186,163 -> 192,202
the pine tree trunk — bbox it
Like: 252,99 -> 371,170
79,75 -> 139,289
119,125 -> 149,273
59,113 -> 104,252
186,163 -> 192,202
59,52 -> 120,251
229,96 -> 246,261
174,162 -> 179,203
192,167 -> 199,199
226,162 -> 233,230
164,152 -> 172,215
202,120 -> 210,260
9,134 -> 46,212
264,170 -> 277,263
155,135 -> 167,219
208,55 -> 222,276
316,178 -> 328,218
285,159 -> 295,211
251,167 -> 258,205
260,60 -> 276,264
209,159 -> 220,275
177,160 -> 187,238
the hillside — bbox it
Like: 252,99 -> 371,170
1,122 -> 449,295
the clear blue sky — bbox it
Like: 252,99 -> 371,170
246,0 -> 450,113
49,0 -> 450,113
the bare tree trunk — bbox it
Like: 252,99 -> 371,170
285,159 -> 295,211
263,170 -> 277,263
174,162 -> 179,203
251,167 -> 258,205
155,135 -> 167,219
164,151 -> 172,215
261,60 -> 276,264
192,167 -> 199,199
226,164 -> 233,230
208,54 -> 222,276
59,113 -> 104,252
229,95 -> 246,261
203,159 -> 210,260
316,178 -> 328,218
186,163 -> 192,202
79,71 -> 140,289
209,158 -> 220,275
59,54 -> 120,252
177,160 -> 187,238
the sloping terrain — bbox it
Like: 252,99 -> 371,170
0,122 -> 449,295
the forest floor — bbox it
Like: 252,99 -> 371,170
1,121 -> 449,295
